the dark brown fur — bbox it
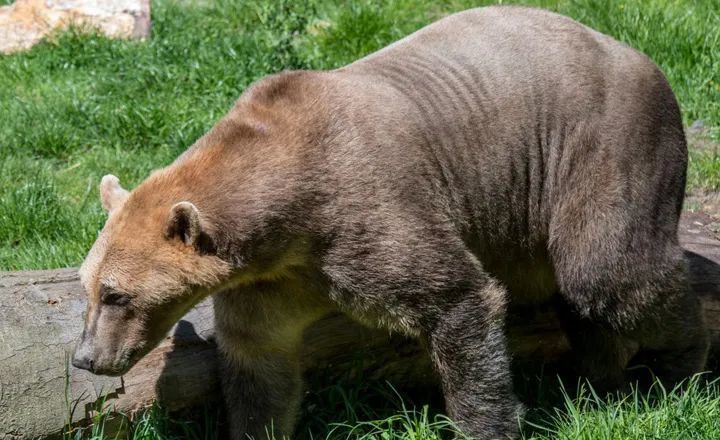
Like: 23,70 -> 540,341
74,6 -> 708,439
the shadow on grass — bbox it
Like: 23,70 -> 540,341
63,353 -> 720,439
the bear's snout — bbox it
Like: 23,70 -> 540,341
72,350 -> 94,372
71,338 -> 131,376
72,339 -> 95,372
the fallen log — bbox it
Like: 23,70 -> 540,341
1,212 -> 718,439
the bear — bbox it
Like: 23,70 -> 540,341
72,5 -> 709,439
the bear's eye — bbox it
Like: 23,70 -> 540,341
100,286 -> 130,306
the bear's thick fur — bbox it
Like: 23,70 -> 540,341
73,6 -> 708,439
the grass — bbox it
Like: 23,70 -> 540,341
525,377 -> 720,440
2,0 -> 719,438
0,0 -> 719,270
64,376 -> 720,439
689,149 -> 720,193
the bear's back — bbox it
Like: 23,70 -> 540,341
322,6 -> 685,301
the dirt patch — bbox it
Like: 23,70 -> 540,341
686,179 -> 720,238
687,120 -> 720,153
685,120 -> 720,234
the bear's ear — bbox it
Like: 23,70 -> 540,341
100,175 -> 129,214
165,202 -> 216,254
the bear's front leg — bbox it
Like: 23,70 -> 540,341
213,283 -> 333,439
219,348 -> 303,439
428,281 -> 523,439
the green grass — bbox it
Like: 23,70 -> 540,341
0,0 -> 718,270
64,376 -> 720,440
525,378 -> 720,440
689,149 -> 720,192
3,0 -> 720,438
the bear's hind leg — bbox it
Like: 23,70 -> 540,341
631,281 -> 709,387
551,216 -> 709,391
554,300 -> 639,392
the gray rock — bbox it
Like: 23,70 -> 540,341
0,0 -> 151,54
689,119 -> 707,134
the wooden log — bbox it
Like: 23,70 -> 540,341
1,212 -> 718,439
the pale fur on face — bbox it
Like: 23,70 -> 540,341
75,174 -> 232,375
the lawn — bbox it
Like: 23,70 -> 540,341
1,0 -> 719,438
65,376 -> 720,439
1,0 -> 719,271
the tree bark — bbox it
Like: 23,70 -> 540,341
1,212 -> 718,439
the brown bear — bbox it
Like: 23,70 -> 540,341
72,5 -> 708,439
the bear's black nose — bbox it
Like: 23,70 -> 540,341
72,353 -> 94,372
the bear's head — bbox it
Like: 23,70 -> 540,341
72,174 -> 231,376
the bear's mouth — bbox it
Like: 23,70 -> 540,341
98,345 -> 146,377
90,361 -> 130,377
